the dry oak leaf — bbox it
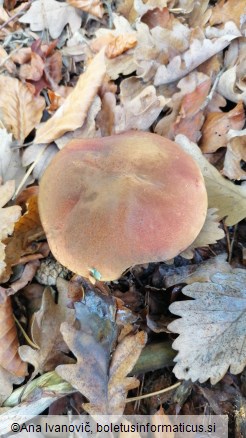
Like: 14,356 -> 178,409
0,296 -> 27,378
168,269 -> 246,384
3,195 -> 45,280
56,301 -> 146,415
67,0 -> 104,19
106,34 -> 137,59
223,129 -> 246,180
217,65 -> 246,104
19,288 -> 75,376
0,76 -> 45,144
0,180 -> 21,282
200,101 -> 245,153
19,0 -> 82,39
180,208 -> 225,259
209,0 -> 246,28
175,135 -> 246,226
35,49 -> 106,144
154,21 -> 241,85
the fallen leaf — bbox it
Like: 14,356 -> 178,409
19,0 -> 82,39
3,195 -> 45,281
180,209 -> 225,259
0,128 -> 26,185
56,295 -> 146,415
0,180 -> 21,282
67,0 -> 104,19
218,66 -> 246,104
201,101 -> 245,152
106,34 -> 137,59
0,296 -> 27,377
175,134 -> 246,225
114,77 -> 169,133
168,269 -> 246,384
0,260 -> 40,297
19,288 -> 75,376
22,143 -> 58,180
0,76 -> 45,143
154,21 -> 241,85
35,50 -> 106,144
223,129 -> 246,180
209,0 -> 246,28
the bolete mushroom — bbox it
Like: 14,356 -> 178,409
38,131 -> 207,281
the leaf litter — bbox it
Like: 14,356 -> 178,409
0,0 -> 245,432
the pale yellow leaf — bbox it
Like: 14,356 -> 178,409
35,50 -> 106,144
175,135 -> 246,225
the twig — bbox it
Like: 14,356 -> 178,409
126,382 -> 181,403
0,0 -> 33,32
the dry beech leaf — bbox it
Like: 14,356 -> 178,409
168,270 -> 246,384
56,298 -> 147,415
0,76 -> 45,144
35,50 -> 106,144
180,208 -> 225,259
0,296 -> 27,378
201,101 -> 245,152
0,260 -> 40,297
19,288 -> 75,376
3,195 -> 45,280
20,0 -> 82,39
22,143 -> 58,180
175,135 -> 246,225
223,129 -> 246,180
0,180 -> 21,282
154,21 -> 241,85
67,0 -> 104,19
209,0 -> 246,28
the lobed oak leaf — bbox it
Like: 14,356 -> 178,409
35,49 -> 106,144
19,288 -> 75,376
0,76 -> 45,144
0,180 -> 21,282
175,134 -> 246,225
223,129 -> 246,180
3,195 -> 45,280
168,269 -> 246,384
56,294 -> 146,415
201,101 -> 245,152
67,0 -> 104,19
19,0 -> 82,39
218,65 -> 246,104
154,22 -> 241,85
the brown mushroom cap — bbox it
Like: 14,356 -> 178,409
38,131 -> 207,281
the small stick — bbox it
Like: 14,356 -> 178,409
0,0 -> 33,32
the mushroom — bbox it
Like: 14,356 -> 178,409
38,131 -> 207,281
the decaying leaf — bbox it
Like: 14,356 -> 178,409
201,101 -> 245,152
0,180 -> 21,282
0,296 -> 27,378
22,143 -> 58,180
35,49 -> 106,144
19,0 -> 82,39
19,288 -> 75,376
209,0 -> 246,28
176,134 -> 246,225
56,294 -> 146,415
0,76 -> 45,144
218,66 -> 246,104
3,195 -> 45,281
180,208 -> 225,259
223,129 -> 246,180
168,269 -> 246,384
